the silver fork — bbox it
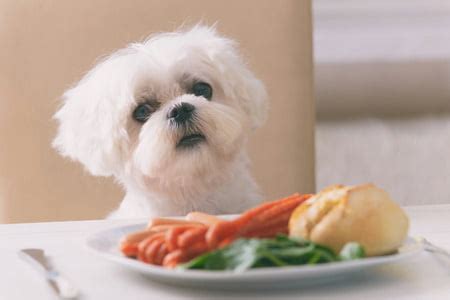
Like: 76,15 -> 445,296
419,238 -> 450,258
417,237 -> 450,269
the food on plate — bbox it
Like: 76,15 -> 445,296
289,184 -> 409,256
119,183 -> 409,270
146,218 -> 204,228
206,193 -> 312,248
181,236 -> 364,271
120,193 -> 311,268
120,219 -> 206,257
185,212 -> 223,225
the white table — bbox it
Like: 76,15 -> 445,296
1,205 -> 449,300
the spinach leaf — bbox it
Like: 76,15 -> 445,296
179,235 -> 365,272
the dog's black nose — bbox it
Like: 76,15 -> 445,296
167,102 -> 195,124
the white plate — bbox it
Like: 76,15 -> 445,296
86,223 -> 423,289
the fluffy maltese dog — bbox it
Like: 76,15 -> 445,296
53,26 -> 268,218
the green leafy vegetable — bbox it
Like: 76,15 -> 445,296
179,235 -> 365,272
339,242 -> 365,260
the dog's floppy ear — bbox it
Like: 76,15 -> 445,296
228,62 -> 268,129
53,55 -> 131,176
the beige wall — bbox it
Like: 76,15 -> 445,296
0,0 -> 314,223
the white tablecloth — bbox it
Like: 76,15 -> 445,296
1,205 -> 449,300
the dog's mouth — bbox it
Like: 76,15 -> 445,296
176,133 -> 206,149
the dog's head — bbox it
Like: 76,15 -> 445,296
53,26 -> 267,193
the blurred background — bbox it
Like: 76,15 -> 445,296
314,0 -> 450,205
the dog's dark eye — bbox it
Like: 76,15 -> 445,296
192,82 -> 213,100
132,103 -> 156,123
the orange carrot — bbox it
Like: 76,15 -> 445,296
144,239 -> 164,264
239,210 -> 293,237
166,225 -> 205,251
137,233 -> 164,262
121,229 -> 156,245
147,218 -> 203,228
248,194 -> 310,226
178,226 -> 208,249
206,194 -> 311,248
155,243 -> 168,266
162,249 -> 184,268
205,221 -> 238,249
120,243 -> 138,257
186,212 -> 223,226
232,193 -> 302,229
184,241 -> 209,260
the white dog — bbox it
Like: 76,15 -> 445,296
53,26 -> 268,218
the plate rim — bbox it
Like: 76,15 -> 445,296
85,222 -> 424,281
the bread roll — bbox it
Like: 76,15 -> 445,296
289,184 -> 409,256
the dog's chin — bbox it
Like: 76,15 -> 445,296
176,133 -> 206,149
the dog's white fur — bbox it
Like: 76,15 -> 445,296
53,25 -> 268,218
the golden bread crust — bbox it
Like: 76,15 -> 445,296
289,184 -> 409,256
